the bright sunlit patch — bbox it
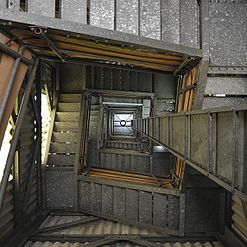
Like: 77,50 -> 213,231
215,94 -> 226,97
41,93 -> 51,164
0,121 -> 13,182
153,145 -> 167,152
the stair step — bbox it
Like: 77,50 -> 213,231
54,122 -> 79,131
57,103 -> 80,112
106,140 -> 140,150
97,152 -> 151,174
100,148 -> 150,156
91,105 -> 99,110
107,140 -> 139,145
50,143 -> 76,153
47,154 -> 74,166
52,132 -> 78,142
59,94 -> 81,103
90,110 -> 99,116
56,112 -> 79,122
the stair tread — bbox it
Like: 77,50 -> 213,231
100,148 -> 150,156
57,102 -> 80,112
59,94 -> 81,103
47,154 -> 75,165
56,112 -> 79,120
50,143 -> 76,153
106,140 -> 140,145
52,132 -> 78,142
54,122 -> 79,131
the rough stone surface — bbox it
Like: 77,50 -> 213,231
161,0 -> 180,44
27,0 -> 55,17
116,0 -> 139,35
61,0 -> 86,23
140,0 -> 161,39
209,1 -> 247,66
90,0 -> 115,30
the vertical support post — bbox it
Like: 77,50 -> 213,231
192,61 -> 209,110
199,0 -> 210,60
13,149 -> 21,225
179,194 -> 185,237
243,112 -> 247,194
208,112 -> 213,174
184,114 -> 188,158
232,110 -> 238,188
36,62 -> 42,208
219,190 -> 226,234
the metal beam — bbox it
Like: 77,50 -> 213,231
0,58 -> 39,210
0,43 -> 33,65
78,175 -> 179,196
128,239 -> 162,247
37,217 -> 99,234
29,232 -> 217,244
0,8 -> 203,58
133,105 -> 247,201
32,27 -> 65,62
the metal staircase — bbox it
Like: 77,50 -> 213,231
47,94 -> 81,168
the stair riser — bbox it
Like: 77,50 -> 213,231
57,103 -> 80,112
96,153 -> 151,174
50,143 -> 76,153
56,112 -> 79,122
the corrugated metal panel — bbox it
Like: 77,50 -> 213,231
25,215 -> 224,246
38,215 -> 161,236
25,240 -> 224,247
0,181 -> 14,240
19,104 -> 38,215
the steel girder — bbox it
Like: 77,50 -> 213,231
133,105 -> 247,202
